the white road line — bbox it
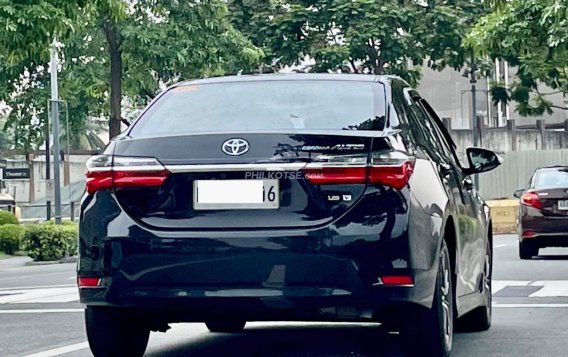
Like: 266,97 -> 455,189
529,281 -> 568,297
493,304 -> 568,308
0,284 -> 76,291
0,287 -> 79,304
21,342 -> 89,357
0,309 -> 83,314
495,244 -> 509,248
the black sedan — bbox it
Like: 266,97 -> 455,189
78,74 -> 501,357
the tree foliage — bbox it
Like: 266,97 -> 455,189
229,0 -> 487,86
0,0 -> 263,147
467,0 -> 568,116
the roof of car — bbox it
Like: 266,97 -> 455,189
178,73 -> 405,86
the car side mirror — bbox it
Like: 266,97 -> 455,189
513,189 -> 525,199
464,147 -> 502,175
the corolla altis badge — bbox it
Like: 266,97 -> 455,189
222,138 -> 250,156
301,144 -> 365,151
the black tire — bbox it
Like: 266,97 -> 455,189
519,241 -> 538,260
456,237 -> 492,332
401,240 -> 453,357
205,320 -> 246,333
85,307 -> 150,357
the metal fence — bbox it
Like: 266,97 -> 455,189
19,202 -> 81,221
478,149 -> 568,200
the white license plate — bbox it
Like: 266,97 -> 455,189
559,200 -> 568,210
193,179 -> 279,210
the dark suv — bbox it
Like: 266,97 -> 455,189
78,74 -> 501,357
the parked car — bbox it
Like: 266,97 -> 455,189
78,74 -> 501,357
514,166 -> 568,259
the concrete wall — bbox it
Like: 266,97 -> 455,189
418,66 -> 490,129
419,66 -> 568,129
448,119 -> 568,162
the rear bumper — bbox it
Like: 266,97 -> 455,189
79,285 -> 431,323
79,246 -> 437,320
520,233 -> 568,248
78,191 -> 438,321
520,210 -> 568,247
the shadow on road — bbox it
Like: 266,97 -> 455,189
147,323 -> 406,357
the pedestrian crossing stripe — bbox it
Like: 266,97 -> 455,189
0,287 -> 78,304
3,281 -> 568,304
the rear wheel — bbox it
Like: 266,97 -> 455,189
401,240 -> 453,357
85,307 -> 150,357
519,241 -> 538,260
205,320 -> 246,333
457,237 -> 492,332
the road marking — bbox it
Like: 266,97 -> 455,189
0,309 -> 83,314
492,280 -> 531,294
493,304 -> 568,308
0,284 -> 76,291
495,244 -> 509,248
21,342 -> 88,357
0,287 -> 78,304
529,281 -> 568,297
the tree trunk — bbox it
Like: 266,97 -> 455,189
104,23 -> 122,140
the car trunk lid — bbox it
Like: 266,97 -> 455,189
99,132 -> 411,230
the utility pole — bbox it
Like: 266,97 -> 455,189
470,52 -> 480,189
45,113 -> 51,220
49,39 -> 62,224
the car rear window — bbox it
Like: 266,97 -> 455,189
130,80 -> 386,135
535,168 -> 568,189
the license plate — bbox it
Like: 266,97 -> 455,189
193,179 -> 279,210
559,200 -> 568,210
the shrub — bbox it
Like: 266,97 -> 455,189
0,211 -> 19,226
0,224 -> 25,254
44,220 -> 77,226
22,223 -> 79,261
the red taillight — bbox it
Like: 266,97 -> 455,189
303,166 -> 367,185
78,276 -> 101,287
86,155 -> 170,195
379,275 -> 414,286
521,191 -> 542,209
522,230 -> 536,238
368,162 -> 414,190
302,152 -> 414,189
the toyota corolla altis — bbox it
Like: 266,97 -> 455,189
78,74 -> 501,357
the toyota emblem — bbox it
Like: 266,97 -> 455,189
222,138 -> 250,156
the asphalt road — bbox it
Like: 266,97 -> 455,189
2,234 -> 568,357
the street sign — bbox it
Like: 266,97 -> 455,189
3,168 -> 31,180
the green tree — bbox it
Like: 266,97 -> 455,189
467,0 -> 568,116
0,0 -> 85,150
230,0 -> 487,86
0,0 -> 263,145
